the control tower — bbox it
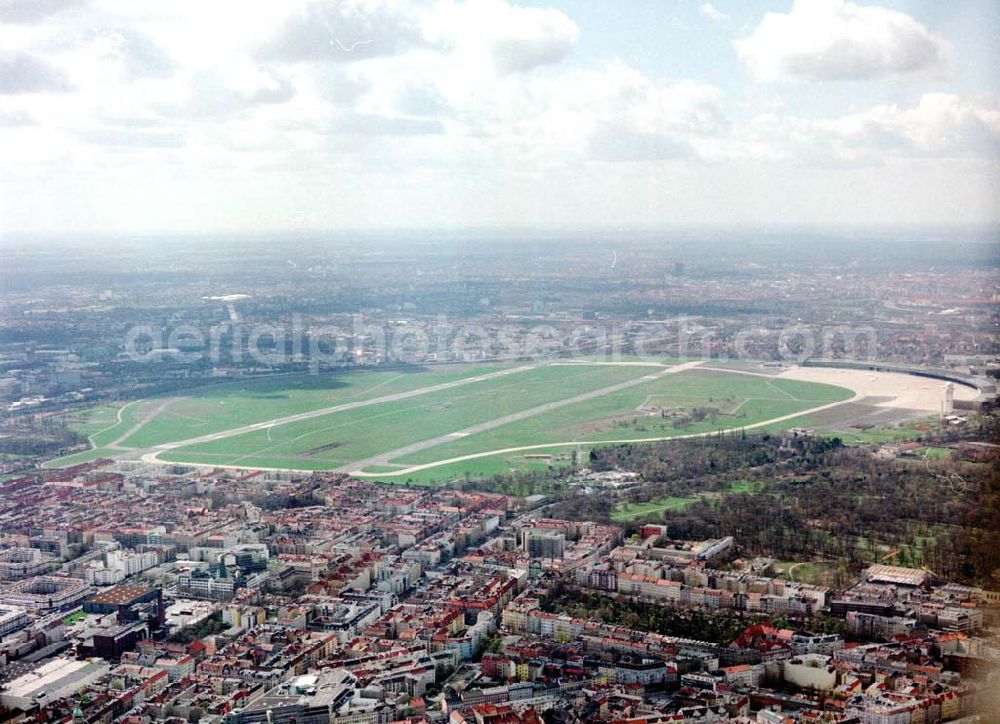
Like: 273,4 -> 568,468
942,382 -> 954,417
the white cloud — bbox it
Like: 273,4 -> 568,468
719,93 -> 1000,166
0,0 -> 996,233
256,0 -> 425,63
581,74 -> 727,162
0,0 -> 86,24
0,108 -> 35,125
0,0 -> 588,181
737,0 -> 952,81
407,59 -> 727,165
0,51 -> 73,93
329,111 -> 445,136
180,68 -> 296,118
424,0 -> 578,74
86,28 -> 175,79
699,3 -> 729,24
897,93 -> 1000,154
76,125 -> 185,148
486,6 -> 578,73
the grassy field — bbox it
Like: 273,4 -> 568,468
55,362 -> 853,480
92,365 -> 512,449
386,370 -> 851,467
729,479 -> 767,494
918,446 -> 953,459
0,472 -> 34,483
611,479 -> 769,522
773,559 -> 838,587
611,497 -> 698,521
159,364 -> 653,468
764,410 -> 941,444
64,404 -> 121,435
394,449 -> 577,484
827,425 -> 933,444
62,610 -> 88,625
44,447 -> 116,468
88,402 -> 143,447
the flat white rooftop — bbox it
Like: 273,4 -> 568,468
2,657 -> 104,699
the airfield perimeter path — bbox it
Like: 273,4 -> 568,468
352,387 -> 862,478
132,359 -> 869,475
138,360 -> 700,468
105,397 -> 181,449
337,360 -> 705,474
139,364 -> 538,462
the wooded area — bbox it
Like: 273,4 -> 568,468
549,418 -> 1000,588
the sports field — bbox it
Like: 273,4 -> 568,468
52,359 -> 861,480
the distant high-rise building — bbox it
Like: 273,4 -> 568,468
942,382 -> 954,417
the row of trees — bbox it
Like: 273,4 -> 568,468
542,587 -> 847,644
0,416 -> 85,456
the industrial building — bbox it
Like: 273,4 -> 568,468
0,657 -> 109,712
83,584 -> 164,628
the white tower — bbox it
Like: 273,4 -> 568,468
942,382 -> 954,417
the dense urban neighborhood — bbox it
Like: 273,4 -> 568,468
0,454 -> 996,723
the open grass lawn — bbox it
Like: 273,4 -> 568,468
59,364 -> 515,463
43,446 -> 116,468
794,415 -> 941,444
611,496 -> 698,521
360,445 -> 585,484
55,362 -> 853,481
611,479 -> 770,522
112,365 -> 512,449
88,402 -> 144,447
383,451 -> 572,485
64,401 -> 144,448
772,559 -> 837,587
918,446 -> 953,459
161,364 -> 652,468
0,472 -> 34,483
728,479 -> 767,494
389,369 -> 850,467
830,427 -> 927,444
65,404 -> 121,436
0,452 -> 30,461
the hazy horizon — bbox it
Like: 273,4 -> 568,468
2,222 -> 1000,247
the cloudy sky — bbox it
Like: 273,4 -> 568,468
0,0 -> 998,235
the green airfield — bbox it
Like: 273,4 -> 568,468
58,361 -> 854,481
158,364 -> 655,467
98,365 -> 509,449
387,370 -> 849,470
